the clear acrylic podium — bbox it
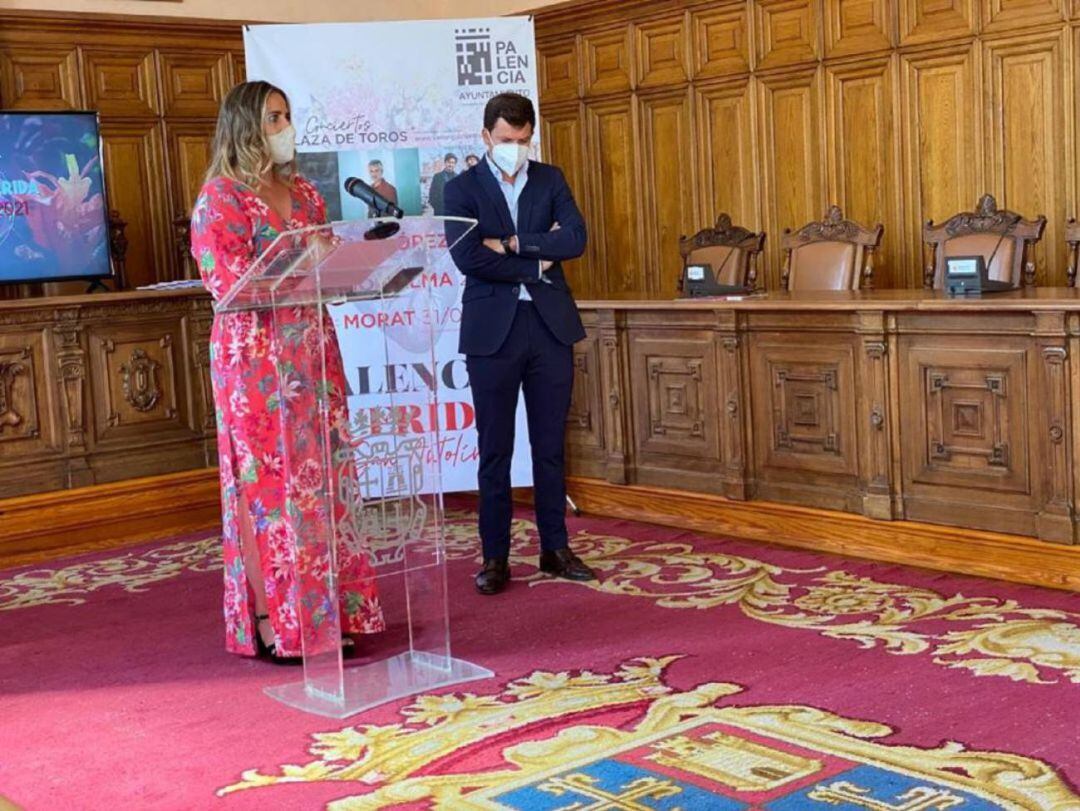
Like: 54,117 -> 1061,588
217,215 -> 492,718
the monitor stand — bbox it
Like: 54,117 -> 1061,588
85,279 -> 111,294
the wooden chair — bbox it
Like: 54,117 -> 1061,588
923,194 -> 1046,289
1065,218 -> 1080,286
679,213 -> 765,291
780,206 -> 883,291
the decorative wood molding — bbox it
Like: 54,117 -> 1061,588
564,476 -> 1080,591
0,468 -> 220,570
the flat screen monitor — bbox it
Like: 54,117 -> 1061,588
0,111 -> 113,285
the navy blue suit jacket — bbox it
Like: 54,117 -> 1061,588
445,157 -> 587,356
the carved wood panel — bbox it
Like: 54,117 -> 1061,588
750,338 -> 858,478
635,16 -> 689,88
538,36 -> 580,101
585,97 -> 643,298
691,5 -> 752,80
638,89 -> 695,298
0,332 -> 57,458
984,31 -> 1068,287
583,27 -> 633,96
0,46 -> 81,109
158,51 -> 230,118
88,321 -> 192,446
695,78 -> 760,240
630,335 -> 720,462
81,48 -> 159,117
826,56 -> 902,287
901,342 -> 1031,500
540,103 -> 592,298
757,67 -> 827,289
824,0 -> 894,58
755,0 -> 822,71
900,46 -> 983,290
566,332 -> 605,479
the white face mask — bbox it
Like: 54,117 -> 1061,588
489,142 -> 529,177
267,124 -> 296,165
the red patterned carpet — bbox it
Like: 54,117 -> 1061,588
1,503 -> 1078,810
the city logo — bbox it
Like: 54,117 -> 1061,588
455,27 -> 530,87
455,27 -> 493,86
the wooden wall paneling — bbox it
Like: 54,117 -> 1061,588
80,48 -> 160,118
898,333 -> 1040,537
540,101 -> 594,298
984,30 -> 1069,287
757,66 -> 828,289
582,26 -> 634,97
1033,312 -> 1073,542
635,13 -> 690,89
715,315 -> 749,500
0,328 -> 63,495
538,35 -> 580,102
824,0 -> 895,58
855,312 -> 894,518
638,88 -> 696,297
695,77 -> 761,238
900,46 -> 983,289
565,324 -> 607,480
597,308 -> 632,483
691,3 -> 753,80
87,318 -> 193,450
99,120 -> 171,289
980,0 -> 1066,35
0,45 -> 81,109
585,97 -> 645,298
748,330 -> 862,511
627,325 -> 725,491
165,120 -> 216,224
899,0 -> 977,47
230,51 -> 246,86
755,0 -> 822,72
826,55 -> 903,287
157,50 -> 231,118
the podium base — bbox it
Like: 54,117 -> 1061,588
264,651 -> 495,718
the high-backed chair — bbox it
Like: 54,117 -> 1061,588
1065,218 -> 1080,287
923,194 -> 1046,289
780,206 -> 883,291
679,213 -> 765,290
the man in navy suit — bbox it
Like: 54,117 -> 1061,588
445,93 -> 596,595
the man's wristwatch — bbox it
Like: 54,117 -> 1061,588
500,236 -> 515,254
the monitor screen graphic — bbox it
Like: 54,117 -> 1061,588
0,111 -> 112,284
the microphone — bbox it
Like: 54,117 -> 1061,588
344,176 -> 404,219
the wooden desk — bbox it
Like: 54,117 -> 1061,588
0,289 -> 215,499
568,289 -> 1080,549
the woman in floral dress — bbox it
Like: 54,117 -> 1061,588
190,81 -> 383,660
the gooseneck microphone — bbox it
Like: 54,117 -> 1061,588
344,176 -> 404,219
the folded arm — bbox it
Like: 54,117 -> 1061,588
513,168 -> 587,262
444,178 -> 548,284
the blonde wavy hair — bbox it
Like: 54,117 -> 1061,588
204,80 -> 296,189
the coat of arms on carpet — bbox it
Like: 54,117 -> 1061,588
217,656 -> 1078,809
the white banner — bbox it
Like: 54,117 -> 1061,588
245,18 -> 539,492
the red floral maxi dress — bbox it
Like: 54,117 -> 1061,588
190,174 -> 384,657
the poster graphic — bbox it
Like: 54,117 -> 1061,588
245,18 -> 540,492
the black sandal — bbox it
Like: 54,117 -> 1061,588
254,614 -> 302,665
